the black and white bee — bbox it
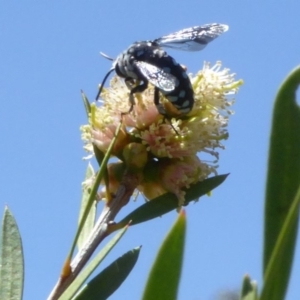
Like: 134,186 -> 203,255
96,23 -> 228,117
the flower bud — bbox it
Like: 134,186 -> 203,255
122,143 -> 148,170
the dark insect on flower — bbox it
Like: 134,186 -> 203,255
96,23 -> 228,117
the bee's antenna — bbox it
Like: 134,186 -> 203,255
95,67 -> 115,101
100,51 -> 114,61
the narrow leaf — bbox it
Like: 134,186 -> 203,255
0,207 -> 24,300
240,275 -> 258,300
142,210 -> 186,300
60,224 -> 129,300
263,66 -> 300,300
93,144 -> 105,167
117,174 -> 228,227
68,118 -> 123,258
261,185 -> 300,300
77,163 -> 97,250
74,247 -> 141,300
81,91 -> 91,117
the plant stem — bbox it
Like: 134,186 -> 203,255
47,170 -> 139,300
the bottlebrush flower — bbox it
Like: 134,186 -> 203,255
81,61 -> 243,206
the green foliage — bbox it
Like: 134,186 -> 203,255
240,275 -> 258,300
118,174 -> 228,227
0,207 -> 24,300
74,247 -> 141,300
81,91 -> 91,117
142,210 -> 186,300
261,66 -> 300,300
68,119 -> 122,259
60,225 -> 130,300
77,163 -> 97,251
3,66 -> 299,300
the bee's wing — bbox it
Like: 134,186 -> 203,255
135,61 -> 177,91
154,23 -> 228,52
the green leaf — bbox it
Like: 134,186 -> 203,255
261,185 -> 300,300
68,119 -> 123,258
142,210 -> 186,300
81,91 -> 91,117
0,207 -> 24,300
93,144 -> 105,167
117,174 -> 228,227
74,247 -> 141,300
60,224 -> 129,300
93,145 -> 111,198
262,66 -> 300,300
77,163 -> 97,250
240,275 -> 258,300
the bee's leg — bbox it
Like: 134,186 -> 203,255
154,86 -> 160,107
130,80 -> 148,94
154,87 -> 166,116
122,79 -> 148,115
153,87 -> 180,135
124,78 -> 135,90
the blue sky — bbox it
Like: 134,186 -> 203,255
1,1 -> 299,299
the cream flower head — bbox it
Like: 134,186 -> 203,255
81,61 -> 242,206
